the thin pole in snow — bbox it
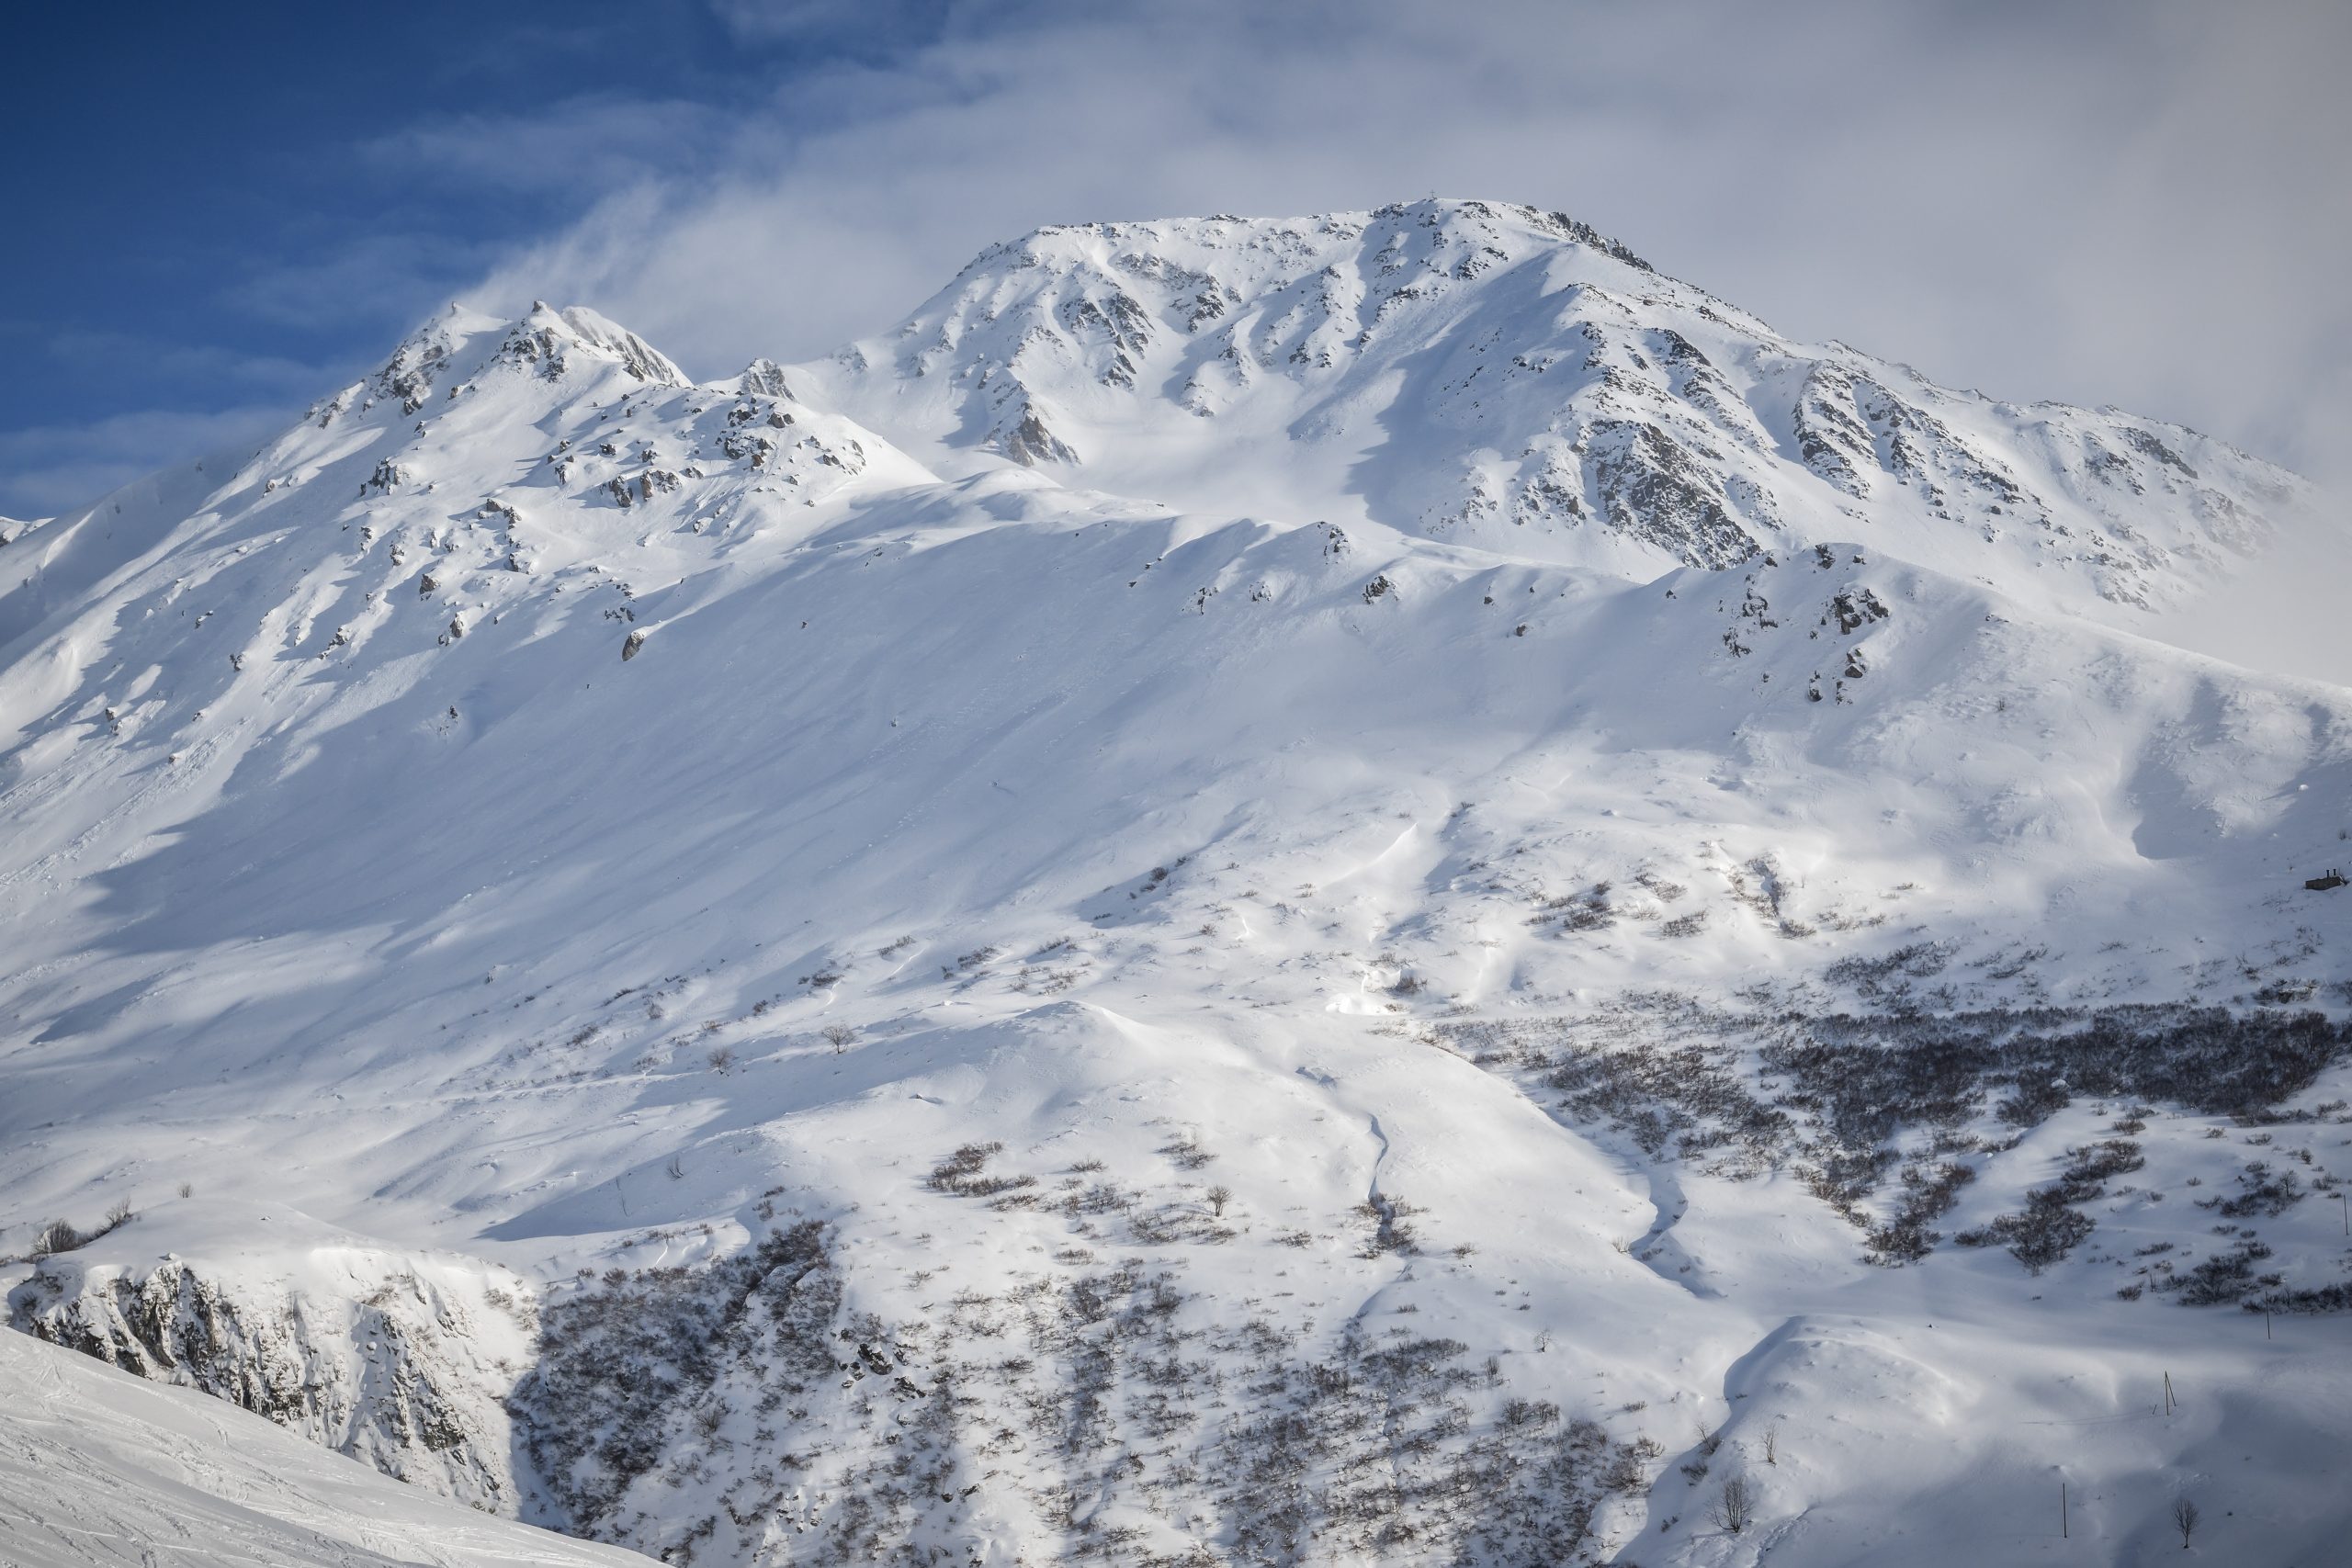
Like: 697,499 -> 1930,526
2163,1371 -> 2174,1416
2062,1480 -> 2068,1540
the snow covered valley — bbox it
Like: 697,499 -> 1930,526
2,200 -> 2347,1566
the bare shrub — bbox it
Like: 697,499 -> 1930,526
510,1221 -> 838,1534
1709,1473 -> 1754,1534
1864,1160 -> 1976,1264
32,1218 -> 84,1256
926,1142 -> 1035,1199
29,1201 -> 136,1258
1953,1188 -> 2096,1274
1159,1135 -> 1216,1169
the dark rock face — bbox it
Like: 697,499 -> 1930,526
1589,421 -> 1759,569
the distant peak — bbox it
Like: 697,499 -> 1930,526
1362,197 -> 1653,270
977,197 -> 1652,276
739,357 -> 795,400
360,302 -> 686,416
499,304 -> 688,389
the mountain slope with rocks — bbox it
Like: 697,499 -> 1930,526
2,201 -> 2347,1568
799,200 -> 2304,618
0,1326 -> 656,1568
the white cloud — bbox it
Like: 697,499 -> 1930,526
457,0 -> 2352,498
0,405 -> 290,519
356,96 -> 738,196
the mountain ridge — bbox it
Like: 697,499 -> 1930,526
797,197 -> 2305,618
2,198 -> 2347,1568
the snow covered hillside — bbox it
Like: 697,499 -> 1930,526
2,200 -> 2348,1567
0,1327 -> 656,1567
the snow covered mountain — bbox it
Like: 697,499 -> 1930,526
801,200 -> 2305,616
2,201 -> 2347,1568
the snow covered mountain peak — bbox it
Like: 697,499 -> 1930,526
798,197 -> 2306,622
326,300 -> 690,429
496,301 -> 692,390
961,196 -> 1662,309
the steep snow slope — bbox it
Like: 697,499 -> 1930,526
798,199 -> 2304,618
0,1327 -> 656,1567
12,1200 -> 549,1510
3,205 -> 2349,1568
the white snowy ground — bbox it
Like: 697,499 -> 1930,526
0,1327 -> 653,1567
1,204 -> 2347,1566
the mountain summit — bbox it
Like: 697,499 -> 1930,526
2,202 -> 2347,1568
803,198 -> 2302,615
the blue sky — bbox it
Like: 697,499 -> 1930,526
3,2 -> 924,513
6,0 -> 2347,516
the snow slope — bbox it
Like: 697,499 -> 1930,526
2,202 -> 2349,1568
11,1199 -> 548,1510
0,1326 -> 654,1567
